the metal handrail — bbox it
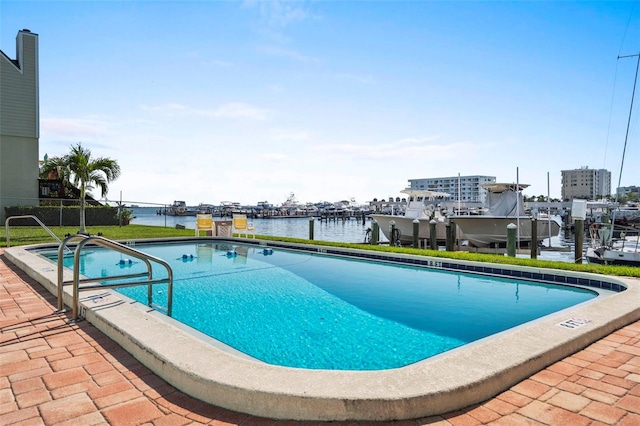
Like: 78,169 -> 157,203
5,215 -> 62,247
56,234 -> 90,312
57,235 -> 173,321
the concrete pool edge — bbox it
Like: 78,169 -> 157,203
4,241 -> 640,421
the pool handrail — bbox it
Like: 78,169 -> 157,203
56,234 -> 91,312
5,215 -> 62,248
60,235 -> 174,321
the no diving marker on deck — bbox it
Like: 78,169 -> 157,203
556,317 -> 591,330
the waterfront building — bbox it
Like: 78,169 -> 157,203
561,167 -> 611,201
407,175 -> 496,203
0,29 -> 40,222
617,185 -> 640,200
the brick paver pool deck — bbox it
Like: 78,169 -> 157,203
2,251 -> 640,425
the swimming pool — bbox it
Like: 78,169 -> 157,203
6,238 -> 639,421
50,240 -> 597,370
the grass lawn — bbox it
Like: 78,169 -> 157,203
1,224 -> 195,247
2,224 -> 639,279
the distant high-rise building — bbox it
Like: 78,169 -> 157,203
617,185 -> 640,200
561,167 -> 611,201
0,29 -> 40,222
407,175 -> 496,203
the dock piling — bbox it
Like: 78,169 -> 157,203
530,218 -> 537,259
445,221 -> 454,251
574,219 -> 584,264
390,220 -> 396,246
371,220 -> 379,245
507,223 -> 517,257
429,219 -> 437,250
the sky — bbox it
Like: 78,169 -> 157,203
1,0 -> 639,207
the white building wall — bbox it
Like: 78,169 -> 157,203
407,175 -> 496,203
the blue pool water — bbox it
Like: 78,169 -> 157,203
50,241 -> 597,370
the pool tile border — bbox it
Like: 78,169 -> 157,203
24,236 -> 627,293
249,239 -> 623,292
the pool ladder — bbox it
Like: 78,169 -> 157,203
56,235 -> 174,321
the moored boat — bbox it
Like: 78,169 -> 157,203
163,201 -> 200,216
450,183 -> 561,248
586,51 -> 640,267
586,223 -> 640,266
370,189 -> 463,245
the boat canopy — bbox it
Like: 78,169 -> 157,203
482,183 -> 527,216
481,183 -> 530,193
401,189 -> 450,200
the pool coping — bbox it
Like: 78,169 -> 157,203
5,237 -> 640,421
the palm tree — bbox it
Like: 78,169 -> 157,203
42,143 -> 121,234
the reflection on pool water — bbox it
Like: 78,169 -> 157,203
50,241 -> 597,370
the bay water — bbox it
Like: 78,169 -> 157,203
129,207 -> 576,262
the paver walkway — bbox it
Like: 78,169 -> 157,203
1,251 -> 640,425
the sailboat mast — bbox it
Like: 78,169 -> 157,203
610,52 -> 640,245
616,52 -> 640,193
547,171 -> 552,248
516,167 -> 520,249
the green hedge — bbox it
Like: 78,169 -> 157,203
5,206 -> 123,226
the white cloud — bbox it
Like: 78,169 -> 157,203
139,103 -> 187,114
312,137 -> 484,162
270,129 -> 309,141
260,153 -> 293,162
211,59 -> 234,67
185,51 -> 234,68
41,116 -> 112,139
140,102 -> 271,121
243,0 -> 310,29
258,45 -> 320,64
242,0 -> 317,45
212,102 -> 271,120
267,84 -> 286,94
331,72 -> 377,85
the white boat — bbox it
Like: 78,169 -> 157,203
586,52 -> 640,267
450,183 -> 561,248
370,189 -> 463,245
165,201 -> 199,216
586,224 -> 640,266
